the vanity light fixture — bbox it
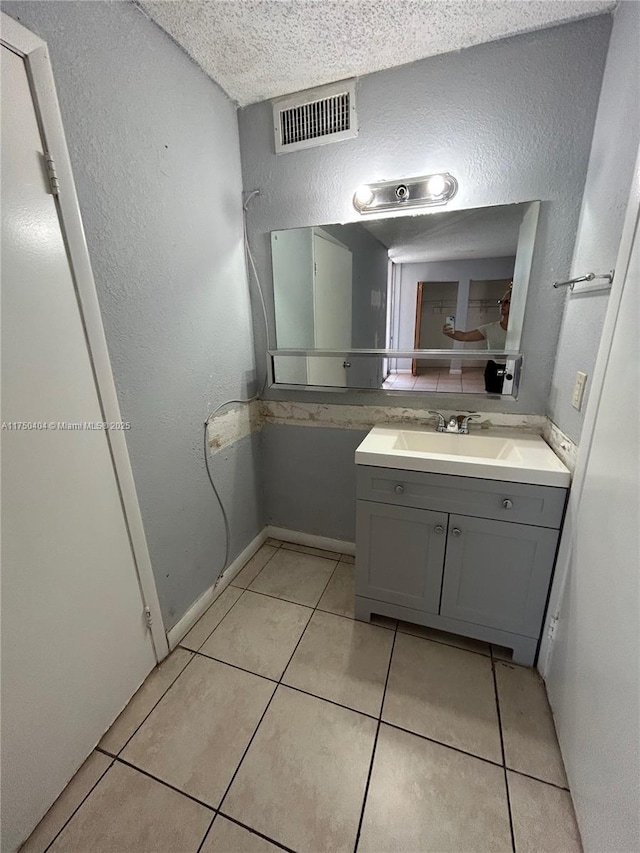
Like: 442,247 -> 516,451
352,172 -> 458,214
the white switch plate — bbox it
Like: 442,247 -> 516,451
572,371 -> 587,410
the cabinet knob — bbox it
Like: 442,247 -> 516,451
451,527 -> 462,537
434,524 -> 445,534
394,484 -> 405,495
502,499 -> 513,509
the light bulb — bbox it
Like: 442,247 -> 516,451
354,185 -> 374,210
426,174 -> 446,197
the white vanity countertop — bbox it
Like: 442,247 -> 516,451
355,424 -> 571,487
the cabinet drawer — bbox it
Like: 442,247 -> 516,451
356,465 -> 567,528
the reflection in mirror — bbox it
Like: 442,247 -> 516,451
270,201 -> 539,394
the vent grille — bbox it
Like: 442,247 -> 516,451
273,80 -> 357,154
280,93 -> 351,147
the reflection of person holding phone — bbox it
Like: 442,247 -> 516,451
442,288 -> 511,348
442,286 -> 512,392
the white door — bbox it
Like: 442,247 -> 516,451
309,233 -> 352,386
1,44 -> 157,853
546,202 -> 639,848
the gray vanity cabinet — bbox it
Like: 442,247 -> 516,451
355,465 -> 568,665
439,515 -> 559,637
356,501 -> 447,612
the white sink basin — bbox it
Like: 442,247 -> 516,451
355,424 -> 570,486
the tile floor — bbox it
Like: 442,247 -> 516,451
383,367 -> 486,394
22,540 -> 582,853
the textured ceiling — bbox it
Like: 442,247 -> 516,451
138,0 -> 613,106
360,203 -> 525,264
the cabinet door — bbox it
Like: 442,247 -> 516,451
440,515 -> 559,637
356,500 -> 447,612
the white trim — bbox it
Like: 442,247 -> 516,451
538,144 -> 640,676
1,13 -> 169,661
166,529 -> 268,650
0,12 -> 42,53
266,525 -> 355,555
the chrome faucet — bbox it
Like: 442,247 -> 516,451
429,411 -> 481,434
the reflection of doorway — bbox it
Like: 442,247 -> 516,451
412,281 -> 458,375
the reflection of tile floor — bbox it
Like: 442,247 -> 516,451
383,367 -> 486,393
23,541 -> 583,853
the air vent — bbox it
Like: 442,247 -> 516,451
273,80 -> 357,154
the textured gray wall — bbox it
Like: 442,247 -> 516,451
548,0 -> 640,442
239,17 -> 612,417
4,1 -> 263,628
262,425 -> 368,541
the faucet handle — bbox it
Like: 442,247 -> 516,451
459,413 -> 482,432
429,410 -> 447,430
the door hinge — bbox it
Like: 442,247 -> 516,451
547,616 -> 559,641
144,606 -> 153,629
44,152 -> 60,196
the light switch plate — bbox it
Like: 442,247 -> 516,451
572,371 -> 587,410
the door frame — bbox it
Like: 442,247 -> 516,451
411,282 -> 424,375
1,13 -> 168,661
411,280 -> 458,375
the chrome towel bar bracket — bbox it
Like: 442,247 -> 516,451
553,270 -> 615,290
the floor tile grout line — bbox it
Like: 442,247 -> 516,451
195,814 -> 217,853
275,555 -> 346,684
352,623 -> 398,853
99,752 -> 216,812
211,550 -> 346,842
315,605 -> 396,630
214,595 -> 318,820
506,766 -> 571,792
491,652 -> 517,853
228,556 -> 342,611
278,681 -> 379,722
381,720 -> 505,772
104,650 -> 197,758
189,646 -> 382,721
187,544 -> 284,652
216,812 -> 299,853
40,754 -> 116,853
280,543 -> 343,562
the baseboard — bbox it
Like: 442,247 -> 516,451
266,525 -> 355,556
166,528 -> 268,650
166,525 -> 354,649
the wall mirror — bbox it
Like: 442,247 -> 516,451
270,200 -> 539,396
